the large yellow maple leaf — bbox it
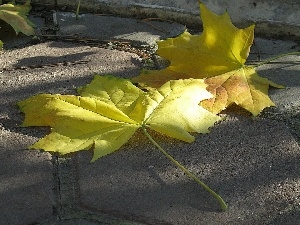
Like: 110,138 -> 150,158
18,75 -> 227,210
18,75 -> 219,162
132,3 -> 283,115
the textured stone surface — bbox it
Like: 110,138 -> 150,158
55,0 -> 300,39
0,42 -> 143,225
77,116 -> 300,225
252,38 -> 300,142
1,9 -> 299,224
0,129 -> 54,225
56,11 -> 185,46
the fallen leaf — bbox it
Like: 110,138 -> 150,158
18,75 -> 219,162
200,66 -> 284,115
132,3 -> 283,115
0,0 -> 35,36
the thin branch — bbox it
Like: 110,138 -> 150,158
254,51 -> 300,68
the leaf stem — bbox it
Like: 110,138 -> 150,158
142,127 -> 227,211
254,51 -> 300,68
76,0 -> 81,20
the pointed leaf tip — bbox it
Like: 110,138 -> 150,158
133,2 -> 282,115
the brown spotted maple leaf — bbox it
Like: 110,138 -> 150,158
132,3 -> 283,116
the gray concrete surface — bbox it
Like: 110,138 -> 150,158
0,8 -> 300,225
9,0 -> 300,39
0,129 -> 54,225
21,0 -> 300,39
56,0 -> 300,28
55,12 -> 185,46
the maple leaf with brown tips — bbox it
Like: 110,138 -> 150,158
132,3 -> 284,115
201,66 -> 283,115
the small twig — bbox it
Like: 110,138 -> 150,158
139,20 -> 170,34
254,51 -> 300,68
142,17 -> 176,24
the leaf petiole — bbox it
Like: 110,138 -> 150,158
76,0 -> 81,20
254,51 -> 300,68
142,127 -> 228,211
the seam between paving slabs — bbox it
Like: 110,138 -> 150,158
38,155 -> 146,225
21,10 -> 149,225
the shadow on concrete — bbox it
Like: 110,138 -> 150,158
11,51 -> 96,69
0,38 -> 299,224
258,63 -> 300,88
0,130 -> 54,225
72,116 -> 299,224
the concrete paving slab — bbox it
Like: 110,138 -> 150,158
1,11 -> 299,225
55,12 -> 185,46
250,38 -> 300,141
54,0 -> 300,40
0,42 -> 144,224
0,14 -> 55,224
76,116 -> 300,225
0,129 -> 54,225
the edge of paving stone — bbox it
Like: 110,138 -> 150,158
29,0 -> 300,42
37,157 -> 146,225
11,1 -> 300,41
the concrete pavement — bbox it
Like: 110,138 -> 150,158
0,9 -> 299,225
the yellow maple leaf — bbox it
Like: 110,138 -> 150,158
0,0 -> 35,36
18,75 -> 227,210
132,3 -> 284,115
18,75 -> 219,162
201,67 -> 283,115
